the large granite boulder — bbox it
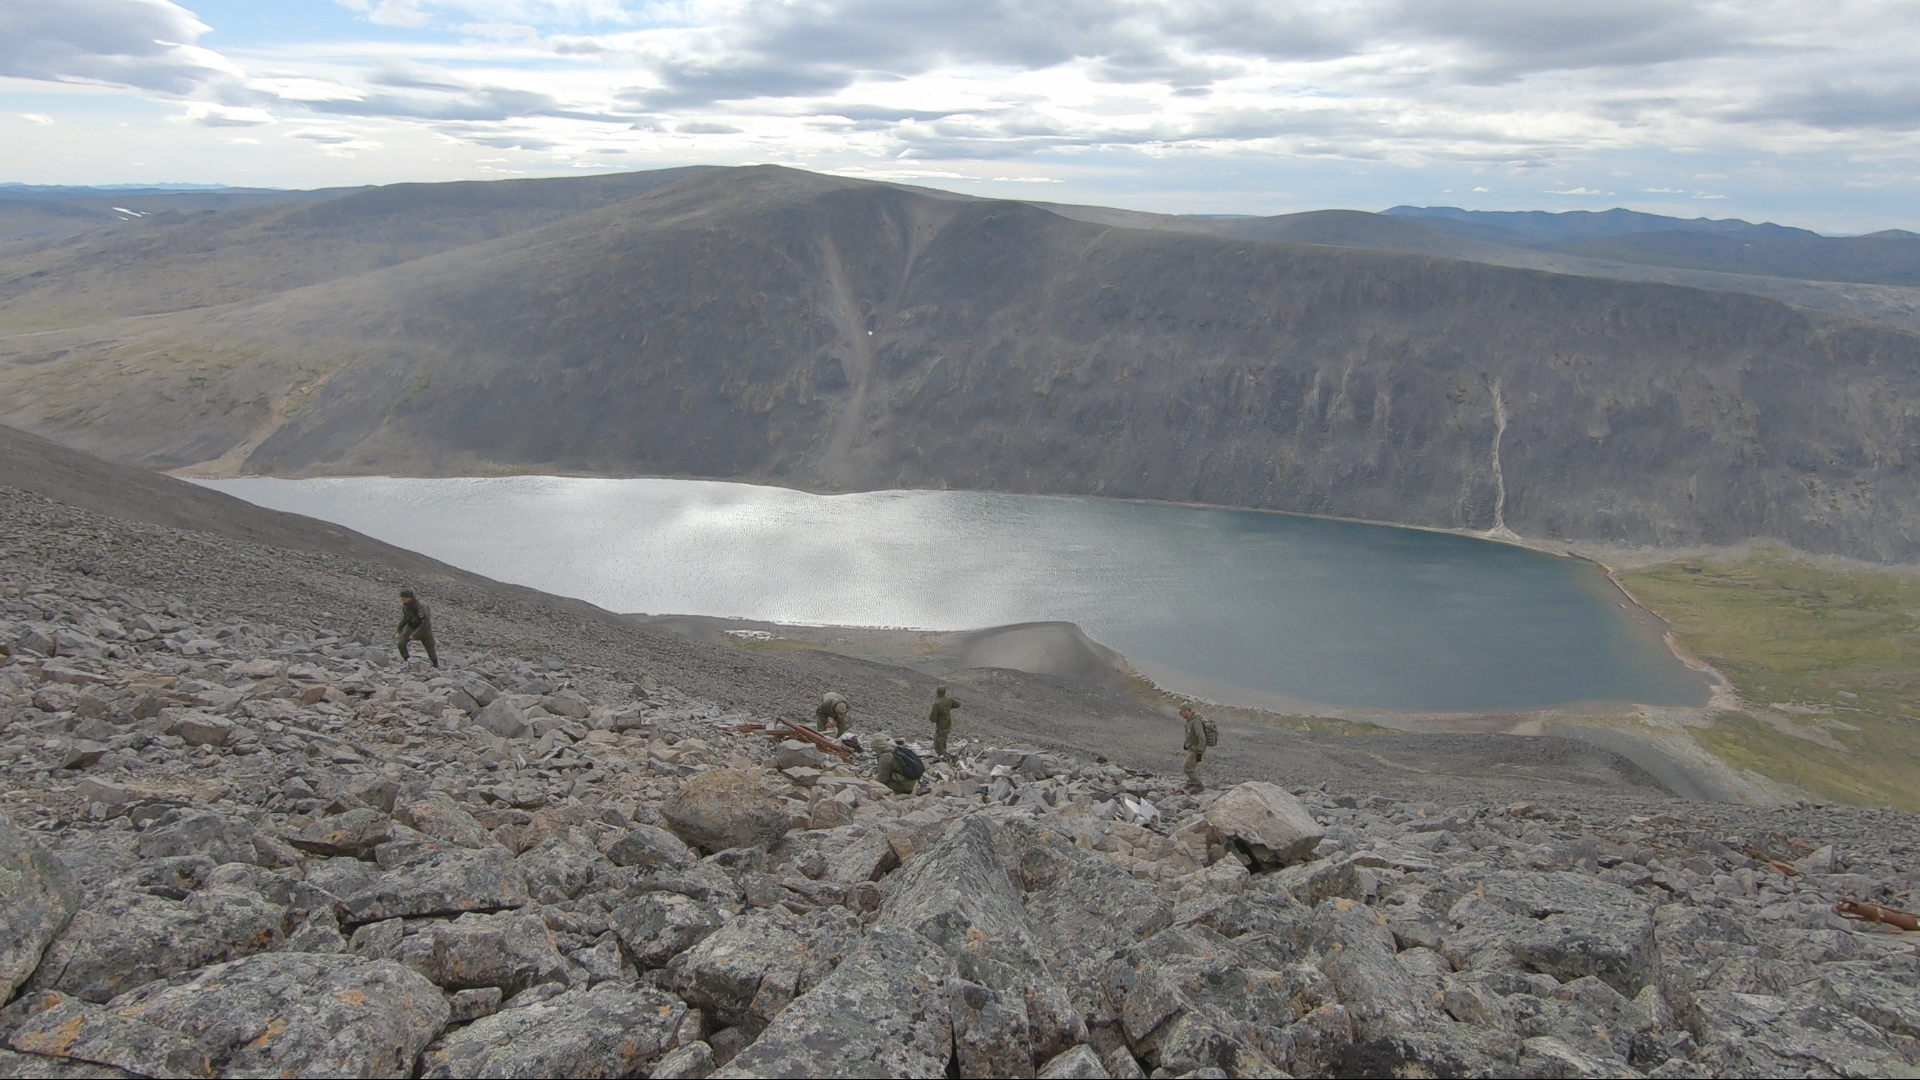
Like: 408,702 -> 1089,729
338,844 -> 529,923
0,816 -> 79,1000
419,983 -> 687,1079
27,886 -> 288,1003
605,823 -> 695,870
290,807 -> 394,859
133,809 -> 298,869
1202,782 -> 1325,868
392,790 -> 495,849
6,991 -> 213,1078
1441,871 -> 1657,996
663,769 -> 791,854
430,910 -> 571,996
102,952 -> 446,1077
610,893 -> 727,970
717,925 -> 956,1079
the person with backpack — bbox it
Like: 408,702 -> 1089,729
395,587 -> 438,668
873,736 -> 924,795
1181,705 -> 1216,792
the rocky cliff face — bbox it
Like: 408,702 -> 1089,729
5,167 -> 1920,560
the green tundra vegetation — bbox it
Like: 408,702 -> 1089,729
1624,553 -> 1920,811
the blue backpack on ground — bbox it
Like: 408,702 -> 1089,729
892,745 -> 926,781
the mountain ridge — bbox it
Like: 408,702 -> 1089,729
4,165 -> 1919,562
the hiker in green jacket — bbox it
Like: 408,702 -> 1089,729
1182,706 -> 1208,792
396,587 -> 439,668
815,691 -> 851,737
928,686 -> 960,759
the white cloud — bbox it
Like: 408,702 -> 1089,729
1,0 -> 1917,228
19,112 -> 55,124
177,103 -> 276,126
0,0 -> 235,94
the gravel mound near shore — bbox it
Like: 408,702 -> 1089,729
2,487 -> 1919,1077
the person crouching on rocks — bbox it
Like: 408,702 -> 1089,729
815,691 -> 851,737
396,587 -> 439,668
873,737 -> 922,796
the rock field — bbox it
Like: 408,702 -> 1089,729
3,487 -> 1920,1078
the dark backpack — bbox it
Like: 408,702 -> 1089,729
892,745 -> 926,781
1202,717 -> 1219,747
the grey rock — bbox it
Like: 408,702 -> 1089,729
632,862 -> 746,908
517,837 -> 613,903
27,887 -> 288,1003
6,991 -> 213,1079
134,809 -> 293,868
669,908 -> 809,1028
539,691 -> 591,719
1814,958 -> 1920,1039
165,713 -> 231,747
953,977 -> 1036,1079
392,790 -> 495,849
823,831 -> 898,885
0,1045 -> 144,1077
59,741 -> 108,771
1202,782 -> 1325,868
104,952 -> 449,1078
290,807 -> 394,859
605,823 -> 695,869
611,893 -> 726,969
447,986 -> 502,1023
1689,989 -> 1908,1078
306,854 -> 385,901
339,844 -> 529,923
651,1039 -> 715,1079
419,983 -> 685,1079
1443,871 -> 1657,995
1258,855 -> 1364,909
1037,1044 -> 1111,1079
453,675 -> 499,708
1024,845 -> 1172,1014
1100,927 -> 1290,1076
717,924 -> 956,1079
0,816 -> 79,999
474,697 -> 529,739
430,911 -> 571,995
663,769 -> 792,854
349,918 -> 404,959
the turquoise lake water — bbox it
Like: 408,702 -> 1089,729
197,477 -> 1710,713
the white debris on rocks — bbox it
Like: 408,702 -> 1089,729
3,505 -> 1920,1077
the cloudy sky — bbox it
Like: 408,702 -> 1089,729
3,0 -> 1916,231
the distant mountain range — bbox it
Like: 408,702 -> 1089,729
1384,205 -> 1920,288
0,183 -> 281,200
1,166 -> 1918,561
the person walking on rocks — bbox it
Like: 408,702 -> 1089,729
396,587 -> 439,668
1181,706 -> 1209,792
928,685 -> 960,759
872,737 -> 921,796
815,691 -> 851,737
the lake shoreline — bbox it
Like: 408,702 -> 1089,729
630,610 -> 1785,805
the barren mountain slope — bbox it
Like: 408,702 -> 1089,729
0,168 -> 713,331
5,166 -> 1920,560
